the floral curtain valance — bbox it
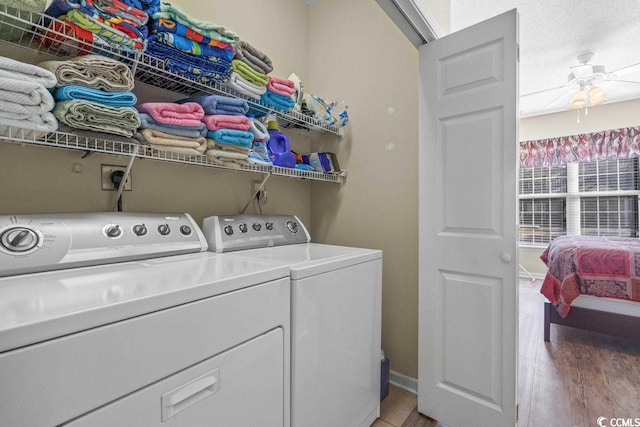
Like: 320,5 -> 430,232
519,126 -> 640,167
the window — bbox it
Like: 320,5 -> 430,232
518,158 -> 639,245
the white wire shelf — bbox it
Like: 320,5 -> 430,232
0,128 -> 345,183
0,5 -> 346,184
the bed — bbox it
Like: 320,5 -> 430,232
540,235 -> 640,341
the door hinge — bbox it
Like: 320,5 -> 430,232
516,403 -> 519,422
516,43 -> 520,62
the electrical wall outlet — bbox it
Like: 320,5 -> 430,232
101,164 -> 132,191
252,180 -> 267,201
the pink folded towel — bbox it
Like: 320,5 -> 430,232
136,102 -> 204,126
202,114 -> 251,131
267,76 -> 295,97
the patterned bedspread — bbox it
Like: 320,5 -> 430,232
540,235 -> 640,317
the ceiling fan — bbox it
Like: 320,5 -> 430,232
520,51 -> 640,118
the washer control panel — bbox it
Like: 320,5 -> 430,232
0,212 -> 207,277
202,215 -> 310,252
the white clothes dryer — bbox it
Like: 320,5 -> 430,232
202,214 -> 382,427
0,212 -> 291,427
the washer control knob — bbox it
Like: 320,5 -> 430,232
180,225 -> 192,236
286,220 -> 298,233
265,222 -> 274,231
133,224 -> 147,236
239,223 -> 248,233
0,227 -> 39,253
105,224 -> 122,238
224,225 -> 234,236
252,223 -> 262,231
158,224 -> 171,236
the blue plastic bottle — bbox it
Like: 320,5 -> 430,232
267,120 -> 296,168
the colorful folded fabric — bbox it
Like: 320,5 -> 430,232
92,0 -> 148,26
152,2 -> 239,44
267,76 -> 296,97
0,56 -> 57,88
179,94 -> 248,116
53,85 -> 137,107
231,59 -> 268,87
261,91 -> 295,111
36,18 -> 95,56
234,40 -> 273,75
136,102 -> 205,127
138,128 -> 206,156
150,18 -> 235,52
138,112 -> 207,138
224,72 -> 266,100
53,100 -> 140,137
38,54 -> 135,91
201,114 -> 250,131
144,39 -> 231,83
62,9 -> 146,52
0,77 -> 55,115
151,32 -> 234,61
207,128 -> 254,148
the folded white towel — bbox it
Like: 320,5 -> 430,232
0,77 -> 55,115
0,112 -> 58,140
0,56 -> 57,88
224,72 -> 267,100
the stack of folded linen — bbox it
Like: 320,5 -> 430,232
41,55 -> 141,137
224,39 -> 272,100
42,0 -> 153,53
261,75 -> 296,111
0,56 -> 58,139
135,101 -> 207,156
146,2 -> 238,84
180,94 -> 254,168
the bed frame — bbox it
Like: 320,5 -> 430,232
544,301 -> 640,342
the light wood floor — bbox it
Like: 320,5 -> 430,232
372,279 -> 640,427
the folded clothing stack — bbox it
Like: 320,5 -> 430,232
0,56 -> 58,139
41,55 -> 140,137
224,39 -> 273,100
42,0 -> 154,53
135,101 -> 207,156
146,2 -> 238,84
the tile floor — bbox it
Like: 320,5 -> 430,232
371,384 -> 417,427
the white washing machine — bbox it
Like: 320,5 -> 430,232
0,212 -> 291,427
202,214 -> 382,427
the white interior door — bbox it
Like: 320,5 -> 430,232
418,9 -> 519,427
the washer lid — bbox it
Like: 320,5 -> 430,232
0,252 -> 289,352
225,243 -> 382,279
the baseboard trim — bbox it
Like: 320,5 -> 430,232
389,370 -> 418,395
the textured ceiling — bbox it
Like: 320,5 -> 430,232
450,0 -> 640,116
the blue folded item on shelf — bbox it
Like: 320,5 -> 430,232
53,85 -> 137,107
145,40 -> 231,83
179,94 -> 248,116
150,31 -> 234,62
138,112 -> 208,138
261,90 -> 295,111
207,129 -> 254,148
121,0 -> 159,14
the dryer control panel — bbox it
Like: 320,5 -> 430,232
202,214 -> 311,252
0,212 -> 207,277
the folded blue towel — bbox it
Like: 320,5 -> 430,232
261,90 -> 295,111
138,113 -> 207,138
53,85 -> 137,107
121,0 -> 159,14
207,129 -> 254,148
180,94 -> 248,116
145,40 -> 231,83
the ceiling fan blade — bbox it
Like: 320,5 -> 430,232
520,85 -> 577,117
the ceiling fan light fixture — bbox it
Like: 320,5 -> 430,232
588,85 -> 606,106
569,91 -> 587,109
